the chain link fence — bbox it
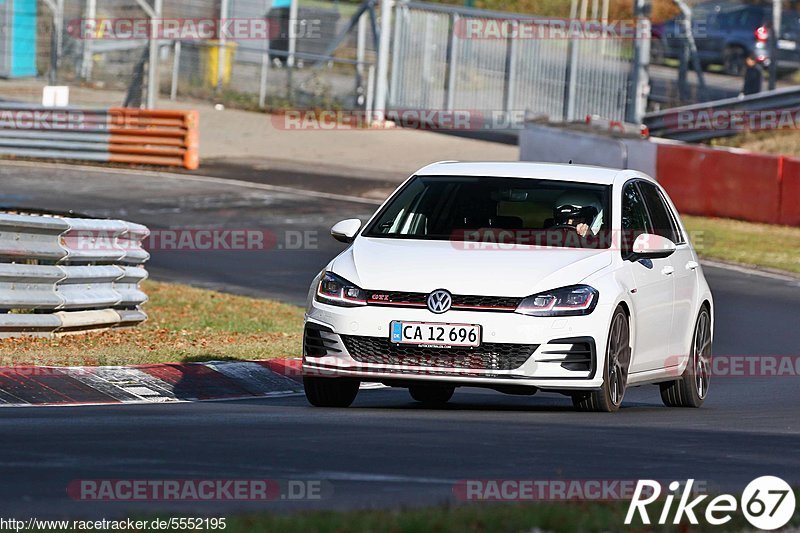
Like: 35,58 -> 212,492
7,0 -> 639,124
13,0 -> 376,109
389,2 -> 634,124
165,0 -> 377,109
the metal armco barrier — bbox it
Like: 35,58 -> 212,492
0,104 -> 199,169
0,213 -> 150,338
644,86 -> 800,142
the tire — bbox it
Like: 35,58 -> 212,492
660,307 -> 711,408
723,46 -> 746,76
572,307 -> 631,413
650,40 -> 666,65
409,385 -> 455,406
303,376 -> 360,407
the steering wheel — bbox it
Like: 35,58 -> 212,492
549,223 -> 578,232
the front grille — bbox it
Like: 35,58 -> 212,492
341,335 -> 538,371
366,291 -> 427,306
365,291 -> 522,311
453,294 -> 523,309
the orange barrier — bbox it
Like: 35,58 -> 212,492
656,143 -> 783,224
780,157 -> 800,226
108,108 -> 199,170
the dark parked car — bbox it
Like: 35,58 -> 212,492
651,1 -> 800,75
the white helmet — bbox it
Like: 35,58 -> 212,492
553,191 -> 604,233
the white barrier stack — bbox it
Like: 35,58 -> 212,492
519,122 -> 658,178
0,214 -> 69,260
0,213 -> 150,338
58,265 -> 125,310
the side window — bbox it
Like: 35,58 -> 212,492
638,182 -> 682,244
621,182 -> 651,254
658,189 -> 685,245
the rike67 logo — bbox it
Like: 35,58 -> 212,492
626,477 -> 796,530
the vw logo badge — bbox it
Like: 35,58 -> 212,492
427,289 -> 452,314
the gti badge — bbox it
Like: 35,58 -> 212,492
427,289 -> 452,314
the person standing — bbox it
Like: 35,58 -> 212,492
742,53 -> 764,96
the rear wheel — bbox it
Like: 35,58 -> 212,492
409,385 -> 455,406
304,376 -> 360,407
661,307 -> 711,408
723,46 -> 747,76
572,307 -> 631,413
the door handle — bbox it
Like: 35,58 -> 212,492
662,266 -> 675,276
686,261 -> 699,271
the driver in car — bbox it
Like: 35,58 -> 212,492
552,192 -> 603,238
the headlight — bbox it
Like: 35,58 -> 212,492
315,272 -> 367,307
515,285 -> 598,317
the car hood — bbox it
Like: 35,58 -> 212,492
330,237 -> 613,297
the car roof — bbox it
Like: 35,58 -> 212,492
697,2 -> 766,14
414,161 -> 632,186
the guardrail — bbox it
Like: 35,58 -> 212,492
0,104 -> 199,169
644,86 -> 800,142
0,213 -> 150,338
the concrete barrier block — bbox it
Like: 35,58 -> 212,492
54,309 -> 121,334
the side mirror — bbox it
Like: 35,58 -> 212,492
629,233 -> 676,261
330,219 -> 362,244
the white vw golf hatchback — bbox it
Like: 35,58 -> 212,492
303,162 -> 713,412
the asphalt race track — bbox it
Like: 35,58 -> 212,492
1,163 -> 799,519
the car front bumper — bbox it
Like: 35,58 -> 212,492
302,301 -> 614,390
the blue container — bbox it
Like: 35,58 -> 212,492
0,0 -> 37,78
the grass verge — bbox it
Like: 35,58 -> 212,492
0,280 -> 304,367
683,215 -> 800,275
712,130 -> 800,158
194,492 -> 800,533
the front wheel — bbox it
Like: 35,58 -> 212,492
409,385 -> 454,406
572,307 -> 631,412
304,376 -> 360,407
660,307 -> 711,408
650,39 -> 666,65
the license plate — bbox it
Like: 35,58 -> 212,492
778,39 -> 797,50
390,321 -> 481,348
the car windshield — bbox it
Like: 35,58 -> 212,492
363,176 -> 612,249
